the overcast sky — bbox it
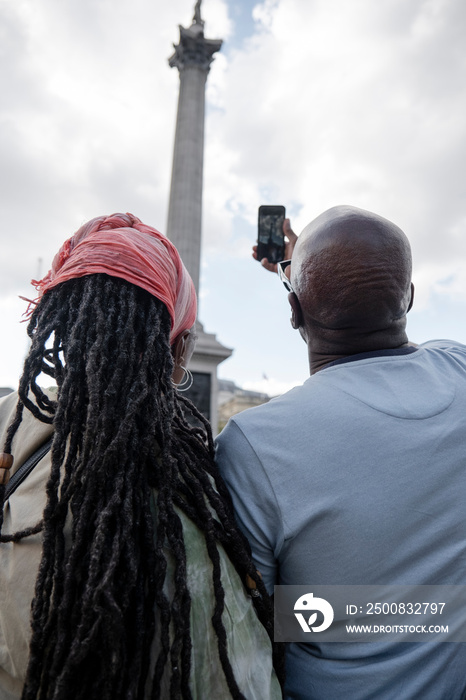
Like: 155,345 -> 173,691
1,0 -> 466,395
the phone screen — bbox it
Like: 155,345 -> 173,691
257,205 -> 286,264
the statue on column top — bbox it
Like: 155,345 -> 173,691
193,0 -> 203,26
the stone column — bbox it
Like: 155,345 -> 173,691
167,4 -> 232,435
167,11 -> 221,296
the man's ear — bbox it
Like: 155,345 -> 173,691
407,282 -> 415,313
288,292 -> 303,330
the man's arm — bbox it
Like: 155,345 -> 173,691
215,419 -> 284,594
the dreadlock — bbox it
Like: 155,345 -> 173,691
0,273 -> 284,699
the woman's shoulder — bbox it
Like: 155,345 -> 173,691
0,391 -> 20,439
0,389 -> 54,470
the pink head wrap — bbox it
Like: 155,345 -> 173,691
31,213 -> 197,343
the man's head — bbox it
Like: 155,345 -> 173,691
289,205 -> 414,368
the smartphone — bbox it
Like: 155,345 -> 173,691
257,205 -> 286,264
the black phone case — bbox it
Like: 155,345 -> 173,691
257,206 -> 285,263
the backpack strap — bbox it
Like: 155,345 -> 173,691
4,437 -> 53,500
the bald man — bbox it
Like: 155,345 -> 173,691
216,206 -> 466,699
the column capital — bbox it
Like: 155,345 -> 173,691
169,22 -> 222,73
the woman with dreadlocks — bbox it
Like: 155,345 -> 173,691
0,213 -> 283,700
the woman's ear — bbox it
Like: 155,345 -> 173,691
171,329 -> 191,368
171,327 -> 196,385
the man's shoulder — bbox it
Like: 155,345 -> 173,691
216,380 -> 321,458
224,380 -> 310,429
419,339 -> 466,367
420,338 -> 466,352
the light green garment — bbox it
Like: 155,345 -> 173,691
0,391 -> 281,699
170,505 -> 281,699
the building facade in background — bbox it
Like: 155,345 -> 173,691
218,380 -> 271,432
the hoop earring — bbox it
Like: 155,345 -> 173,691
175,366 -> 194,392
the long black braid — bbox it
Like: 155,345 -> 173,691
0,273 -> 285,699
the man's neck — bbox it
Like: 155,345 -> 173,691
310,353 -> 348,375
309,340 -> 416,375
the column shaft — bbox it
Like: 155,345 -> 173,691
166,67 -> 207,296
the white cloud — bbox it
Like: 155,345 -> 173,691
242,376 -> 300,397
201,0 -> 466,304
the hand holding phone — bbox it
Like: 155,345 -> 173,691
257,205 -> 286,264
255,207 -> 298,275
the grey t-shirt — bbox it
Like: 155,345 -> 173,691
216,340 -> 466,699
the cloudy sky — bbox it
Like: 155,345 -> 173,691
1,0 -> 466,395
